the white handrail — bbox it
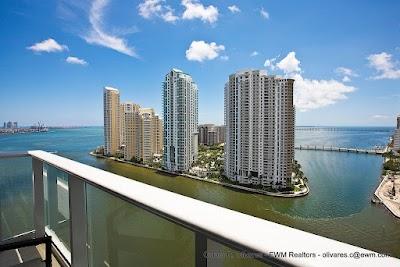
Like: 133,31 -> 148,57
26,150 -> 400,267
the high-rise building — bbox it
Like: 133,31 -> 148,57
198,124 -> 226,146
6,121 -> 12,129
121,102 -> 142,161
393,115 -> 400,152
224,70 -> 295,189
12,122 -> 18,129
215,125 -> 226,144
120,103 -> 163,163
163,68 -> 198,172
140,108 -> 163,162
153,113 -> 163,156
198,124 -> 215,145
103,87 -> 121,156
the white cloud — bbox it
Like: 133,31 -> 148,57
336,67 -> 357,77
186,40 -> 225,62
66,56 -> 88,65
27,38 -> 68,53
138,0 -> 179,23
220,55 -> 229,61
138,0 -> 162,18
264,56 -> 277,70
84,0 -> 136,57
367,52 -> 400,80
335,67 -> 358,82
265,52 -> 355,111
372,114 -> 390,120
161,6 -> 179,22
342,76 -> 351,82
293,73 -> 355,111
276,51 -> 301,74
228,5 -> 240,13
182,0 -> 218,23
250,51 -> 259,57
260,7 -> 269,19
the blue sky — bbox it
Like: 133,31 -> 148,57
0,0 -> 399,126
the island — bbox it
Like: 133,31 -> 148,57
90,144 -> 309,198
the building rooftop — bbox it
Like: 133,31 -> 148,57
103,86 -> 119,92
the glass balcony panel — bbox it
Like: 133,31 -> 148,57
0,157 -> 33,241
43,164 -> 71,252
86,183 -> 195,267
207,239 -> 269,267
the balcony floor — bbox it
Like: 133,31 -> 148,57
0,236 -> 61,267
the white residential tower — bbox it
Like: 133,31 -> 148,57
224,70 -> 295,189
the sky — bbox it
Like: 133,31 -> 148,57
0,0 -> 399,127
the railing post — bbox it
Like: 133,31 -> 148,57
195,232 -> 207,267
32,158 -> 45,238
69,175 -> 88,267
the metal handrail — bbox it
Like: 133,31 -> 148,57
0,236 -> 52,267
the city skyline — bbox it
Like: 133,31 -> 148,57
1,0 -> 400,126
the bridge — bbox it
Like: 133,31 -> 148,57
295,145 -> 385,155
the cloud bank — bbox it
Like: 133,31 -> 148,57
265,52 -> 356,111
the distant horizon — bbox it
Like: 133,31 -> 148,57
23,124 -> 397,128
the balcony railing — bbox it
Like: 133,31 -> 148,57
0,150 -> 399,266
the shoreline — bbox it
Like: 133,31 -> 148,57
374,175 -> 400,219
89,152 -> 309,198
372,144 -> 400,219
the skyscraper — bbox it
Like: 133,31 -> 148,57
393,115 -> 400,152
198,124 -> 226,146
121,102 -> 142,161
140,108 -> 163,162
163,68 -> 198,172
198,124 -> 215,145
153,113 -> 163,156
119,102 -> 163,163
103,87 -> 120,156
224,70 -> 295,189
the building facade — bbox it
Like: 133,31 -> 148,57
152,113 -> 164,156
121,102 -> 142,161
215,125 -> 225,144
224,70 -> 295,189
393,115 -> 400,152
163,68 -> 198,172
140,108 -> 163,162
120,103 -> 163,163
198,124 -> 225,146
103,87 -> 121,156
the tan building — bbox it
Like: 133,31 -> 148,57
224,70 -> 295,189
121,102 -> 142,161
393,115 -> 400,152
153,113 -> 163,156
139,108 -> 163,162
120,103 -> 163,163
103,87 -> 120,156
